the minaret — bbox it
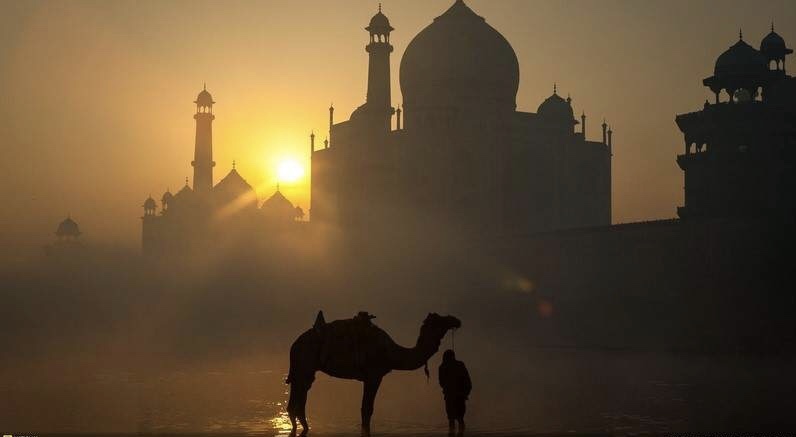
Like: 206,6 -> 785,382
607,126 -> 613,155
581,112 -> 586,138
365,4 -> 395,130
192,84 -> 216,194
328,104 -> 334,147
396,105 -> 402,130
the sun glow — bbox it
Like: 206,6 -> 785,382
277,159 -> 304,183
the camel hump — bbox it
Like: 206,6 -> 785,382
313,310 -> 326,330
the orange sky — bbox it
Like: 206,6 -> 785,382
1,0 -> 794,250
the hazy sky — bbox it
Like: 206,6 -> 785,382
1,0 -> 794,249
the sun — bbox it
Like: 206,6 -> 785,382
277,159 -> 305,183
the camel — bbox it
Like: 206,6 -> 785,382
285,311 -> 461,435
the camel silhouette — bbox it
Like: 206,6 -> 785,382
285,311 -> 461,435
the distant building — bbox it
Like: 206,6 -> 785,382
311,1 -> 613,234
45,216 -> 84,256
676,27 -> 796,219
141,86 -> 304,256
55,216 -> 81,241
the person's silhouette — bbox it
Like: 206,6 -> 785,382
438,349 -> 472,435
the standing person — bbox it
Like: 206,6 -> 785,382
438,349 -> 472,435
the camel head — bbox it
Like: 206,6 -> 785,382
422,313 -> 461,339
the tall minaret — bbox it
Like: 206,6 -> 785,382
192,85 -> 216,194
364,4 -> 394,129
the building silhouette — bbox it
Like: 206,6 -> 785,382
141,87 -> 304,256
45,215 -> 85,256
138,2 -> 795,272
311,0 -> 612,234
55,216 -> 81,242
676,26 -> 796,219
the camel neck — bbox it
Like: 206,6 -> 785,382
388,326 -> 443,371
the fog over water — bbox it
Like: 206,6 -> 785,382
2,223 -> 795,434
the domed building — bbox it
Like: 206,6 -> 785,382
311,1 -> 613,234
55,216 -> 81,240
261,186 -> 302,223
676,27 -> 796,219
141,87 -> 303,255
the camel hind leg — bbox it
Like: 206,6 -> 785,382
287,378 -> 313,434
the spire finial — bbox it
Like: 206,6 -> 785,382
739,28 -> 743,40
378,3 -> 382,12
203,82 -> 206,91
771,21 -> 775,32
185,176 -> 189,186
232,160 -> 236,170
553,82 -> 557,94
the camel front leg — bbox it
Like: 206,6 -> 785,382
361,376 -> 383,435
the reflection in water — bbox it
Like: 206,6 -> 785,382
271,388 -> 295,436
271,409 -> 294,436
3,348 -> 794,434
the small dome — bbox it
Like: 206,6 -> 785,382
213,168 -> 258,210
195,86 -> 214,106
143,196 -> 157,209
367,8 -> 393,33
714,37 -> 767,77
55,217 -> 81,237
161,190 -> 173,203
760,28 -> 792,60
262,189 -> 294,210
174,182 -> 194,201
537,91 -> 574,122
215,168 -> 253,191
261,188 -> 296,221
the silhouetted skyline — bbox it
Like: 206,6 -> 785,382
1,0 -> 795,252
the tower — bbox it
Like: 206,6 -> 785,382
192,85 -> 216,194
363,4 -> 394,130
675,29 -> 796,219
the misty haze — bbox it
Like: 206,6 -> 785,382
1,1 -> 796,436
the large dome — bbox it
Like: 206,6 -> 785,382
399,0 -> 519,112
714,37 -> 767,78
